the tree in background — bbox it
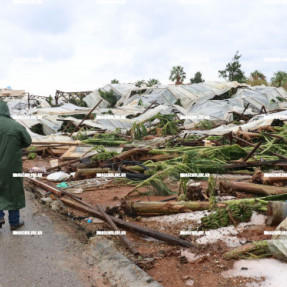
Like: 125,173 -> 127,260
169,66 -> 186,85
190,72 -> 204,84
247,70 -> 268,86
147,78 -> 161,87
111,79 -> 119,84
250,70 -> 266,81
218,51 -> 246,83
135,80 -> 146,87
271,71 -> 287,89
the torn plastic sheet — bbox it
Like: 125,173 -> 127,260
83,91 -> 110,108
30,133 -> 76,143
37,103 -> 92,116
119,81 -> 243,108
181,85 -> 287,128
61,146 -> 123,160
132,105 -> 174,122
14,118 -> 41,129
95,118 -> 133,131
99,105 -> 144,117
7,96 -> 38,110
13,115 -> 62,136
62,116 -> 133,132
185,100 -> 242,126
168,81 -> 241,108
103,83 -> 137,98
40,116 -> 62,135
234,87 -> 287,112
182,110 -> 287,136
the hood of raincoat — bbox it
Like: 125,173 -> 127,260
0,101 -> 11,118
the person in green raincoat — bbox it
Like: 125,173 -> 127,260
0,101 -> 32,230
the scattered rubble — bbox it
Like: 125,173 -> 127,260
6,80 -> 287,286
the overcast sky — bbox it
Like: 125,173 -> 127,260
0,0 -> 286,96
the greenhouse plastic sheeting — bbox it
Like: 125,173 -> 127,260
37,103 -> 91,115
184,110 -> 287,136
83,91 -> 110,108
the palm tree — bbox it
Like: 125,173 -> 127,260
250,70 -> 266,81
147,78 -> 161,87
135,80 -> 146,87
271,71 -> 287,87
169,66 -> 186,85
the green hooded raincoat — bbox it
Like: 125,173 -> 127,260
0,101 -> 32,210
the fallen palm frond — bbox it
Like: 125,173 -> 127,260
206,175 -> 217,209
149,144 -> 247,160
194,120 -> 216,130
27,146 -> 37,159
223,240 -> 271,260
99,89 -> 118,107
83,139 -> 126,146
83,132 -> 127,146
130,145 -> 246,196
199,198 -> 268,230
162,121 -> 178,136
75,128 -> 90,140
90,145 -> 119,161
146,113 -> 179,136
131,122 -> 147,140
133,162 -> 192,196
142,156 -> 223,196
193,144 -> 247,161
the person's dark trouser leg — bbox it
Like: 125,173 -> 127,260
0,210 -> 4,220
8,210 -> 20,226
0,210 -> 5,228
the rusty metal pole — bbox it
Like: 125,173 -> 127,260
69,99 -> 103,137
95,203 -> 139,255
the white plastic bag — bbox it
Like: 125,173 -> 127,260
47,172 -> 71,182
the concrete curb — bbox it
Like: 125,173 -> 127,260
88,238 -> 162,287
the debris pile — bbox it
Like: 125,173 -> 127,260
7,80 -> 287,286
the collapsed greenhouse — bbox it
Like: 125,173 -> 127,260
3,81 -> 287,286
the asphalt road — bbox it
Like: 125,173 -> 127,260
0,191 -> 101,287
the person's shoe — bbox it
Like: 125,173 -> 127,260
0,218 -> 5,229
10,220 -> 24,231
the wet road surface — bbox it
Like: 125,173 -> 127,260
0,191 -> 101,287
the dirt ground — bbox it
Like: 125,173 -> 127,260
23,159 -> 278,287
59,191 -> 276,287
